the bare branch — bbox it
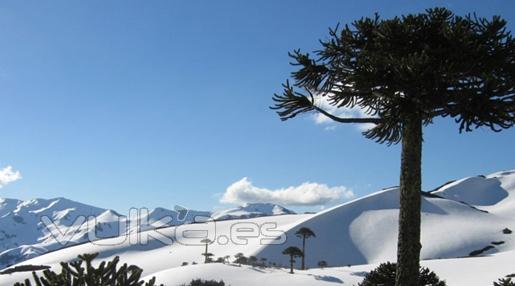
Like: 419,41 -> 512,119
312,105 -> 383,124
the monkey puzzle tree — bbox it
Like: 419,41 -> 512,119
201,238 -> 213,263
282,246 -> 303,274
14,253 -> 162,286
271,7 -> 515,286
295,227 -> 316,270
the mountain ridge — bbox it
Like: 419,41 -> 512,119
1,169 -> 515,286
0,197 -> 294,269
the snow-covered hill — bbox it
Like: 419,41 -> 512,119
142,251 -> 515,286
0,198 -> 294,269
254,170 -> 515,267
1,169 -> 514,286
0,197 -> 114,269
212,203 -> 295,221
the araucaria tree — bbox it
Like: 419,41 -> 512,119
295,227 -> 316,270
14,253 -> 162,286
234,253 -> 247,266
282,246 -> 303,274
201,239 -> 213,263
318,260 -> 328,269
272,8 -> 515,286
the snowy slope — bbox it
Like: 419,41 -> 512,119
253,176 -> 514,267
140,248 -> 515,286
141,251 -> 515,286
0,198 -> 293,269
1,169 -> 514,286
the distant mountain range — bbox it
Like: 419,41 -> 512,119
1,170 -> 515,285
0,198 -> 294,269
2,170 -> 515,285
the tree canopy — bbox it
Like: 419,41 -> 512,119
295,227 -> 316,239
282,246 -> 303,258
272,7 -> 515,144
271,7 -> 515,285
296,227 -> 316,270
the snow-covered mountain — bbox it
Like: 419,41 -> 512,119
212,203 -> 295,221
0,197 -> 115,269
1,169 -> 514,286
0,198 -> 294,269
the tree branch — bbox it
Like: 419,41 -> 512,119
313,105 -> 383,123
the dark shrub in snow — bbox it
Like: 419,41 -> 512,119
317,260 -> 328,269
184,279 -> 225,286
13,253 -> 162,286
494,278 -> 515,286
358,262 -> 446,286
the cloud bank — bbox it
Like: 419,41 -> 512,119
0,166 -> 22,188
221,177 -> 354,206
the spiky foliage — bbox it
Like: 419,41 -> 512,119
272,7 -> 515,144
13,253 -> 162,286
358,262 -> 446,286
271,7 -> 515,286
494,278 -> 515,286
295,227 -> 316,270
282,246 -> 303,274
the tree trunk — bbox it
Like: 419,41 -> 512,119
301,237 -> 306,270
290,258 -> 294,274
204,244 -> 208,263
395,117 -> 423,286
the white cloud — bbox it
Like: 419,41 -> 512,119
0,166 -> 22,188
312,95 -> 376,131
220,177 -> 354,206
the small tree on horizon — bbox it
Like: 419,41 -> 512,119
184,279 -> 226,286
234,253 -> 247,266
295,227 -> 316,270
248,256 -> 258,267
318,260 -> 328,269
259,257 -> 267,267
282,246 -> 303,274
272,7 -> 515,286
201,253 -> 214,263
201,238 -> 213,263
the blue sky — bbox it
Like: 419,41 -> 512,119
0,0 -> 514,213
